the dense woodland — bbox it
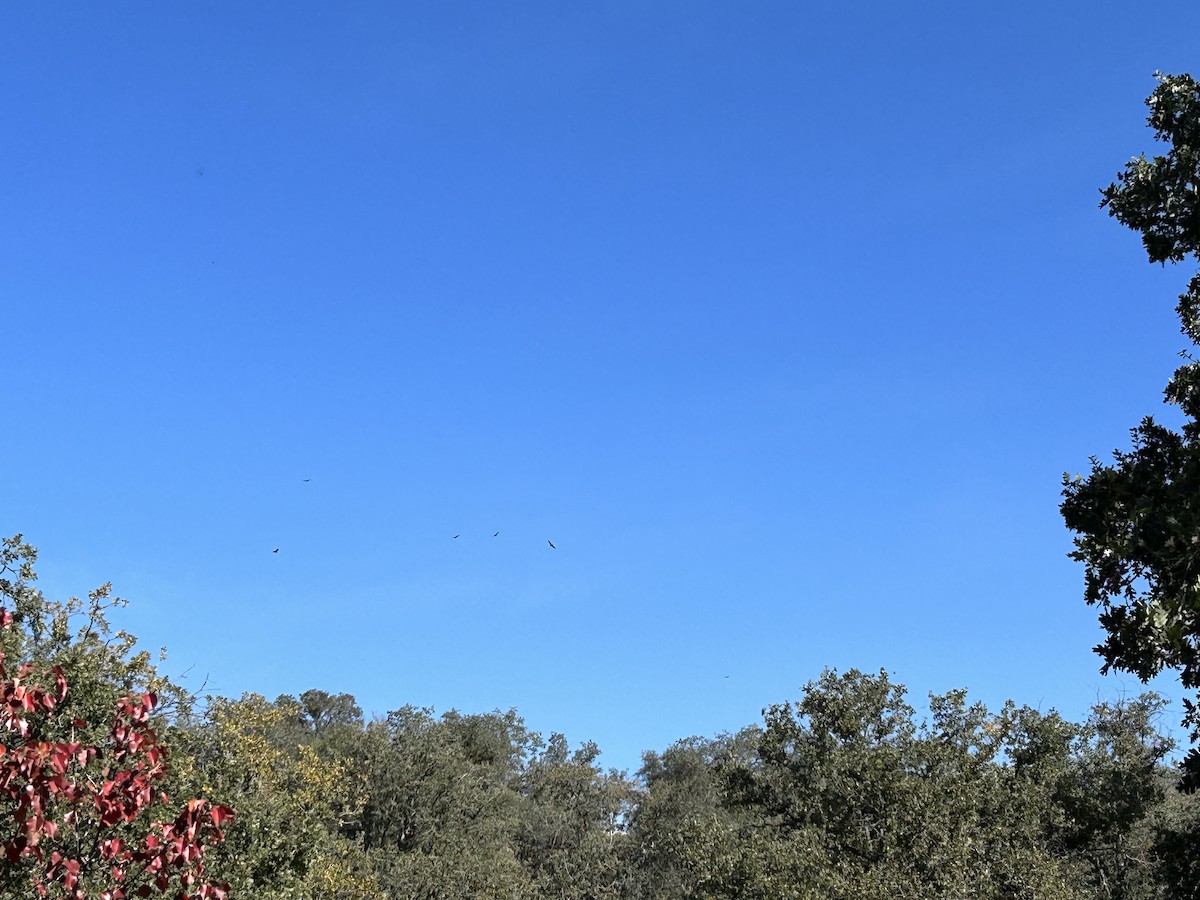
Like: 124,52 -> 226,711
6,74 -> 1200,899
1,534 -> 1198,899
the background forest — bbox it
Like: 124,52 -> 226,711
1,532 -> 1198,899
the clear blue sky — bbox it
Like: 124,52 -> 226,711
4,2 -> 1199,773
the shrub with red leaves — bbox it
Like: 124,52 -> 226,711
0,606 -> 233,900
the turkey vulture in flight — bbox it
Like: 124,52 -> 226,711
547,540 -> 556,549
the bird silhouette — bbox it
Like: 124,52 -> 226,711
493,532 -> 500,537
302,479 -> 311,482
273,548 -> 279,554
453,534 -> 460,539
547,540 -> 556,549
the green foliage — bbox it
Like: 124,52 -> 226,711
8,529 -> 1195,899
1152,784 -> 1200,899
170,691 -> 382,900
630,735 -> 740,898
1062,71 -> 1200,786
623,670 -> 1183,900
0,535 -> 191,738
357,706 -> 536,899
516,734 -> 634,900
1100,74 -> 1200,267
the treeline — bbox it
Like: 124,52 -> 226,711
2,536 -> 1198,899
189,681 -> 1200,900
192,678 -> 1200,900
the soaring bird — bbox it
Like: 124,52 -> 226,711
547,540 -> 556,549
493,532 -> 500,537
453,534 -> 460,539
273,548 -> 279,554
302,478 -> 311,483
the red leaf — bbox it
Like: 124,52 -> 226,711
209,805 -> 233,829
53,667 -> 68,703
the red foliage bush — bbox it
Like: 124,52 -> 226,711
0,605 -> 233,900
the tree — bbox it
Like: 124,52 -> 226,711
997,695 -> 1177,900
357,706 -> 536,899
1152,782 -> 1200,899
626,731 -> 761,899
296,689 -> 362,739
711,671 -> 1123,899
1061,72 -> 1200,786
0,534 -> 232,899
172,691 -> 383,900
1059,696 -> 1175,899
514,733 -> 633,900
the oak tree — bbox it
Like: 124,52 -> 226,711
1061,72 -> 1200,786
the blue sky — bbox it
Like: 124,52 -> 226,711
4,2 -> 1200,772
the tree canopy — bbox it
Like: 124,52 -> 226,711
1061,72 -> 1200,786
6,530 -> 1200,898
